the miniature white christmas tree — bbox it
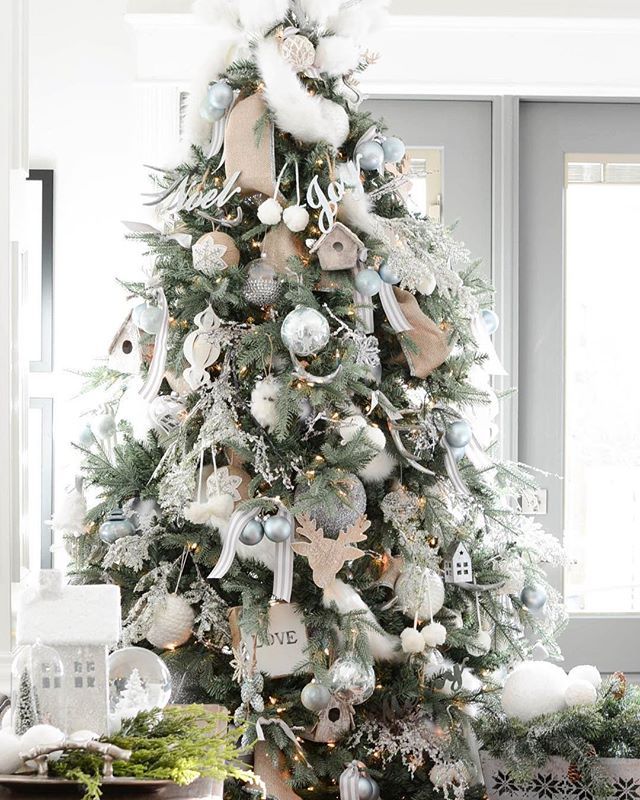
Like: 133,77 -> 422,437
114,668 -> 150,720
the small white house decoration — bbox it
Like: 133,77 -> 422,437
444,541 -> 473,585
108,312 -> 142,374
16,570 -> 121,735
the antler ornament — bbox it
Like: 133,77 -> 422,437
292,513 -> 370,589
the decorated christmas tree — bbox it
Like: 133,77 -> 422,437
60,1 -> 566,797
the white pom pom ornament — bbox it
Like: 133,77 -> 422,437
358,450 -> 397,484
283,204 -> 310,233
338,415 -> 386,452
568,664 -> 602,689
257,197 -> 283,226
421,622 -> 447,647
400,627 -> 426,654
565,679 -> 597,708
251,376 -> 281,431
146,594 -> 195,650
502,662 -> 569,722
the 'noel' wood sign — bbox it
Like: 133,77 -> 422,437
229,603 -> 308,678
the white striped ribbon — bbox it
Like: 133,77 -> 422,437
139,289 -> 169,402
441,435 -> 471,496
272,509 -> 294,603
465,432 -> 493,471
378,281 -> 412,333
339,762 -> 362,800
352,286 -> 375,333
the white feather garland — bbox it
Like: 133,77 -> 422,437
256,38 -> 350,149
297,0 -> 342,27
314,35 -> 362,77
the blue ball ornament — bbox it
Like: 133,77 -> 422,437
78,425 -> 94,448
199,99 -> 226,123
355,141 -> 385,172
382,136 -> 406,163
99,508 -> 136,545
132,302 -> 147,328
138,305 -> 164,335
354,268 -> 382,297
481,308 -> 500,335
378,262 -> 401,285
263,515 -> 293,543
207,81 -> 234,109
239,519 -> 264,546
450,445 -> 466,462
446,420 -> 472,448
521,585 -> 547,612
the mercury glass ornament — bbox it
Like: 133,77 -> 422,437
329,655 -> 375,705
263,514 -> 293,543
199,99 -> 226,123
378,262 -> 401,285
521,585 -> 547,612
481,308 -> 500,335
108,647 -> 171,715
354,141 -> 385,172
243,258 -> 282,306
294,474 -> 366,536
382,136 -> 406,163
239,518 -> 264,546
99,508 -> 136,545
207,80 -> 234,109
354,268 -> 382,297
300,682 -> 331,712
280,305 -> 330,357
394,565 -> 445,620
445,420 -> 472,448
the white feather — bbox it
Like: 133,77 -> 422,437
358,450 -> 397,484
323,579 -> 400,661
337,187 -> 379,237
315,36 -> 362,76
328,0 -> 390,41
297,0 -> 342,27
236,0 -> 289,32
251,375 -> 281,431
256,38 -> 350,149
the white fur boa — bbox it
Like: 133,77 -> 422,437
323,579 -> 400,662
256,38 -> 350,149
194,0 -> 289,33
315,35 -> 362,77
297,0 -> 342,27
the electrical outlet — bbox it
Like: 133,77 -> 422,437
520,488 -> 548,515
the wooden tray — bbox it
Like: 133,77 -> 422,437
0,775 -> 173,795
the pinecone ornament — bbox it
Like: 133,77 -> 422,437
612,671 -> 627,699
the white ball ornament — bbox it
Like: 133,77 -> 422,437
282,204 -> 310,233
338,416 -> 386,452
565,679 -> 597,708
502,662 -> 569,722
0,731 -> 22,774
568,664 -> 602,689
421,622 -> 447,648
257,197 -> 283,226
146,594 -> 195,650
68,730 -> 100,744
418,272 -> 437,296
400,627 -> 426,654
20,724 -> 65,753
138,304 -> 165,335
281,305 -> 330,357
395,566 -> 445,621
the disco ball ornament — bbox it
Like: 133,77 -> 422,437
300,682 -> 331,712
280,305 -> 330,357
395,565 -> 445,621
99,508 -> 136,545
445,420 -> 472,448
329,655 -> 375,705
382,136 -> 406,163
243,258 -> 282,306
239,518 -> 264,546
145,594 -> 195,650
481,308 -> 500,335
521,585 -> 547,612
108,646 -> 172,714
295,473 -> 366,536
355,141 -> 385,172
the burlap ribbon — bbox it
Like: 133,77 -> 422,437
393,287 -> 451,378
224,94 -> 280,200
262,224 -> 305,274
253,741 -> 302,800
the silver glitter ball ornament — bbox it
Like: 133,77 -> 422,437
243,258 -> 282,306
329,655 -> 375,705
99,508 -> 136,544
295,474 -> 366,536
521,585 -> 547,612
301,682 -> 331,712
263,514 -> 293,543
239,519 -> 264,546
281,305 -> 330,357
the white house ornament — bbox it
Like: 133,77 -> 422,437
292,513 -> 369,589
107,313 -> 142,375
145,593 -> 195,650
443,541 -> 473,585
183,305 -> 223,390
15,570 -> 121,735
192,231 -> 240,276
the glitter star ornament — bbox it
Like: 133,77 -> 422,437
292,513 -> 370,589
192,231 -> 240,276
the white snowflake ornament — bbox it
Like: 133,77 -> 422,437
192,233 -> 231,276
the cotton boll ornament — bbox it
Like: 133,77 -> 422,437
257,197 -> 283,226
338,415 -> 386,452
283,204 -> 310,233
251,376 -> 282,431
422,622 -> 447,648
565,679 -> 597,708
358,450 -> 397,484
146,594 -> 195,650
0,731 -> 22,774
401,627 -> 426,654
501,662 -> 569,722
568,664 -> 602,689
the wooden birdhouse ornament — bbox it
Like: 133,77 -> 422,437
107,313 -> 142,375
443,540 -> 473,585
309,222 -> 364,272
